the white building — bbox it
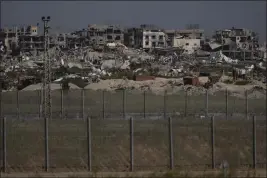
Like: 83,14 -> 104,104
173,38 -> 201,54
125,25 -> 166,49
167,29 -> 204,54
142,30 -> 166,49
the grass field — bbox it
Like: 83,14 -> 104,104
1,89 -> 266,119
2,117 -> 266,172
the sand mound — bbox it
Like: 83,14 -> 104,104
22,83 -> 80,91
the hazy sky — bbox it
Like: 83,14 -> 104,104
1,1 -> 266,43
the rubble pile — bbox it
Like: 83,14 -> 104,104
0,42 -> 266,99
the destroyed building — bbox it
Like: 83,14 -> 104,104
87,24 -> 124,48
214,27 -> 259,50
55,29 -> 89,50
124,24 -> 166,50
0,25 -> 57,54
165,30 -> 176,47
0,26 -> 21,53
211,27 -> 259,60
171,29 -> 205,54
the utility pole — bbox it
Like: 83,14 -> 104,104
42,16 -> 51,171
42,16 -> 51,120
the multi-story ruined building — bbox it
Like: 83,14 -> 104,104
55,29 -> 89,50
214,27 -> 259,50
124,24 -> 166,50
165,30 -> 176,47
213,27 -> 259,59
87,24 -> 124,47
0,25 -> 56,53
0,26 -> 20,53
167,29 -> 205,54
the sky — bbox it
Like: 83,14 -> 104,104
1,1 -> 266,43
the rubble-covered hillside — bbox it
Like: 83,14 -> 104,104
0,42 -> 266,98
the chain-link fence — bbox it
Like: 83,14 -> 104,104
1,116 -> 266,172
1,89 -> 266,120
0,89 -> 266,172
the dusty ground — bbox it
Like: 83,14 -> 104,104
1,169 -> 267,177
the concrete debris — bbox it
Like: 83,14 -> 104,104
210,51 -> 238,64
0,41 -> 266,100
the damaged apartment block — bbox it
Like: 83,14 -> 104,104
0,25 -> 56,56
166,27 -> 205,54
56,29 -> 89,50
211,27 -> 260,60
87,24 -> 124,50
124,24 -> 166,51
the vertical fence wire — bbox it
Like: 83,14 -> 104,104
252,115 -> 256,169
211,115 -> 215,169
86,116 -> 92,171
168,117 -> 174,170
129,117 -> 134,172
1,117 -> 6,172
44,115 -> 49,171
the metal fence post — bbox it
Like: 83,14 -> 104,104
81,88 -> 85,119
2,117 -> 6,172
168,117 -> 174,170
143,91 -> 146,119
184,89 -> 188,117
102,90 -> 105,120
206,89 -> 209,119
61,89 -> 64,119
226,89 -> 228,119
252,115 -> 256,169
211,116 -> 215,169
245,90 -> 248,120
44,116 -> 49,172
123,89 -> 126,119
86,116 -> 92,171
130,117 -> 134,172
164,90 -> 167,119
16,89 -> 20,120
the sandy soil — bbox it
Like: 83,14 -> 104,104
17,77 -> 266,99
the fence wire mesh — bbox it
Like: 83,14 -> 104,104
0,89 -> 266,172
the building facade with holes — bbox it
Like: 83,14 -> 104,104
124,24 -> 166,50
214,28 -> 259,51
171,29 -> 204,54
87,24 -> 124,47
